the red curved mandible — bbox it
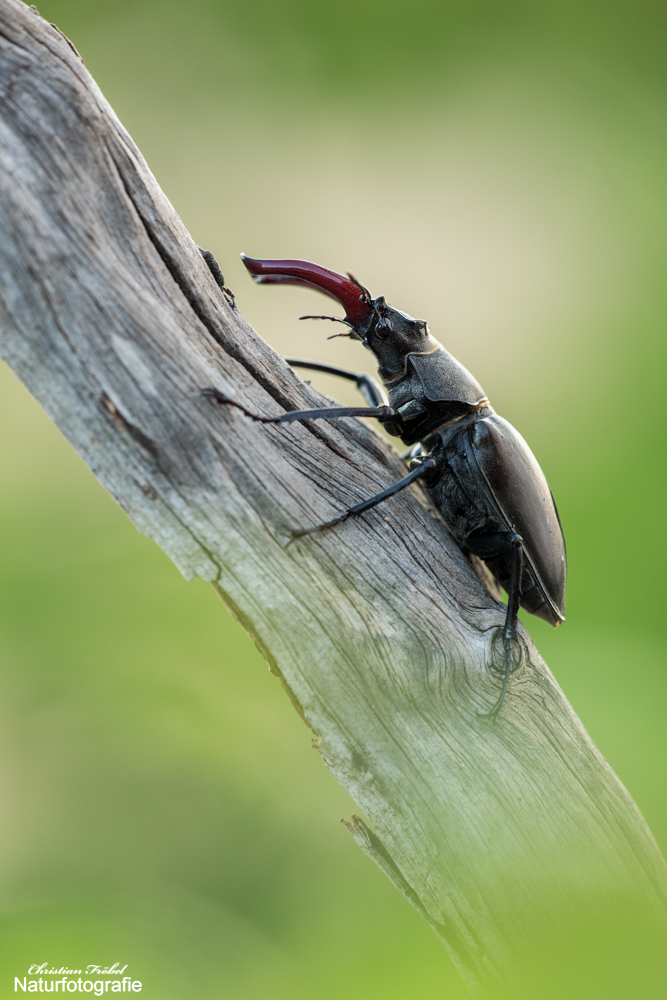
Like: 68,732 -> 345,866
241,255 -> 373,325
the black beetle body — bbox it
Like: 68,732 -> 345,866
203,253 -> 566,716
370,312 -> 566,630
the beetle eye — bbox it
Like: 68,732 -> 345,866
375,318 -> 392,339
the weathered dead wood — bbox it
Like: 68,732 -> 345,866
0,0 -> 666,992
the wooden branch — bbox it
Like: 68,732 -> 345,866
1,0 -> 666,992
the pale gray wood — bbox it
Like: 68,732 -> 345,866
0,1 -> 666,992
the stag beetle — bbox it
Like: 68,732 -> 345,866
203,254 -> 566,717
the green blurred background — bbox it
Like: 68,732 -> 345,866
1,0 -> 666,996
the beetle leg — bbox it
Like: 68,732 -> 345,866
288,457 -> 438,542
486,539 -> 524,719
401,442 -> 423,463
202,388 -> 395,424
284,358 -> 389,408
466,532 -> 524,718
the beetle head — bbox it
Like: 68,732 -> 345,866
364,296 -> 436,380
241,255 -> 438,380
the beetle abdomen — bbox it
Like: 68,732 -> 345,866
469,415 -> 566,626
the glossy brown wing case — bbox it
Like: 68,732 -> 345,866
469,415 -> 566,625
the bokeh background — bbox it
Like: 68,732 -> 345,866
1,0 -> 666,996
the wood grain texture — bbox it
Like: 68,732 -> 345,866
0,1 -> 666,992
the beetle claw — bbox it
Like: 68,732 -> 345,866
478,631 -> 521,720
478,662 -> 512,720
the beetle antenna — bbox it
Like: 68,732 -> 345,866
299,314 -> 354,327
326,331 -> 353,340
